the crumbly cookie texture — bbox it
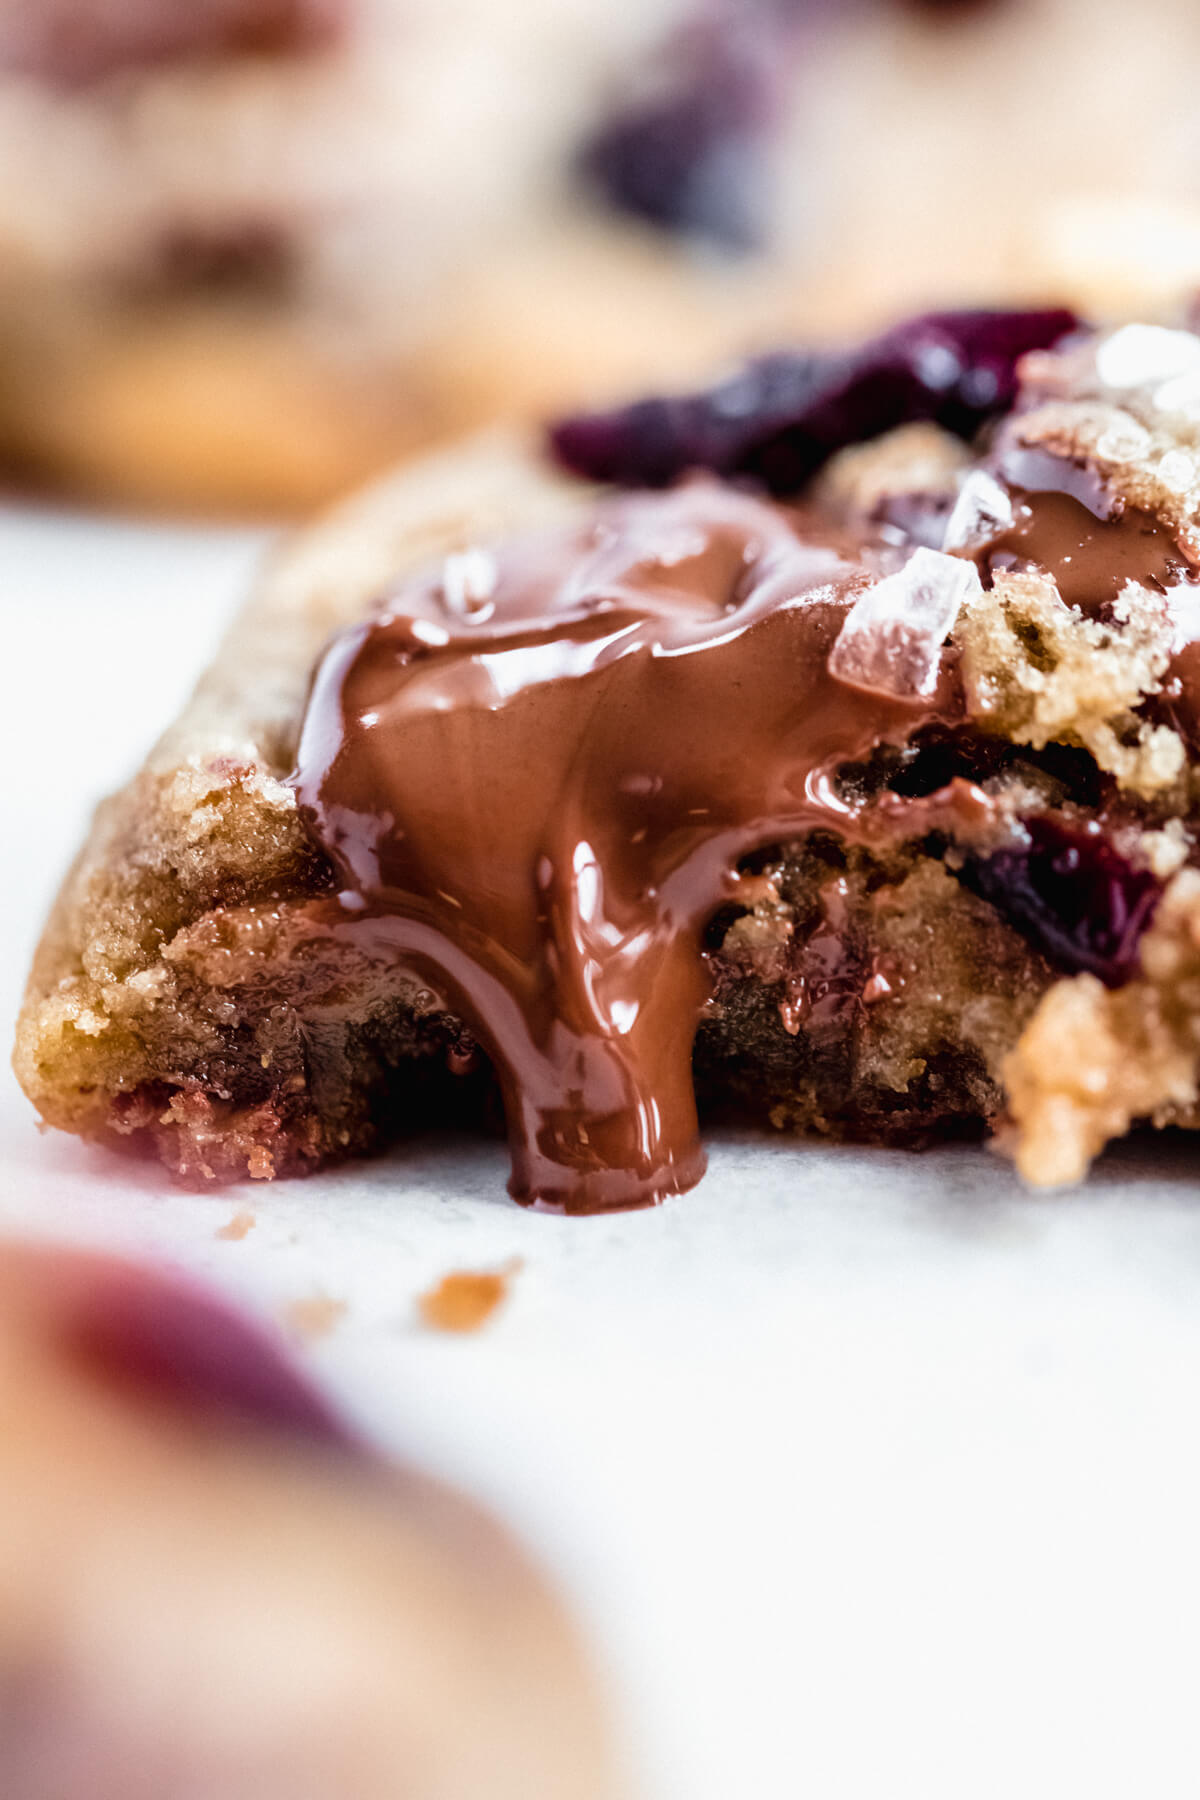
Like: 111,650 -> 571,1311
16,324 -> 1200,1193
1005,870 -> 1200,1186
955,571 -> 1184,798
1016,324 -> 1200,555
953,328 -> 1200,803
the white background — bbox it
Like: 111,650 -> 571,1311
3,501 -> 1200,1799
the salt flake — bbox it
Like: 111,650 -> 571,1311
1153,367 -> 1200,420
441,547 -> 498,619
1095,324 -> 1200,391
941,469 -> 1014,552
828,547 -> 981,700
1157,449 -> 1196,494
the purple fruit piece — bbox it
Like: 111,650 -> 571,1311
961,815 -> 1161,987
64,1261 -> 366,1458
549,307 -> 1081,493
577,10 -> 781,250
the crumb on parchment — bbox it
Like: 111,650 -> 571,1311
418,1263 -> 520,1333
216,1209 -> 256,1241
282,1295 -> 347,1340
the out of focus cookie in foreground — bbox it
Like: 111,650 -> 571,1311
0,1242 -> 619,1800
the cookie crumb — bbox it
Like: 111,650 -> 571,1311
282,1295 -> 346,1340
216,1209 -> 255,1241
418,1264 -> 519,1333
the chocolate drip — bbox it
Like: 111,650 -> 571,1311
982,447 -> 1192,615
292,483 -> 957,1212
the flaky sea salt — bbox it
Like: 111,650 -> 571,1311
1157,449 -> 1196,494
941,469 -> 1013,553
1095,324 -> 1200,391
441,547 -> 498,619
828,547 -> 981,700
1153,367 -> 1200,420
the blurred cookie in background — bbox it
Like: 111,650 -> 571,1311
0,1242 -> 619,1800
0,0 -> 1198,512
0,0 -> 736,512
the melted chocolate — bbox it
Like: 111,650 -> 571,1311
1161,638 -> 1200,748
983,447 -> 1191,615
292,483 -> 958,1213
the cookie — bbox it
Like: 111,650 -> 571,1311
18,308 -> 1200,1204
0,1241 -> 617,1798
4,0 -> 1200,511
